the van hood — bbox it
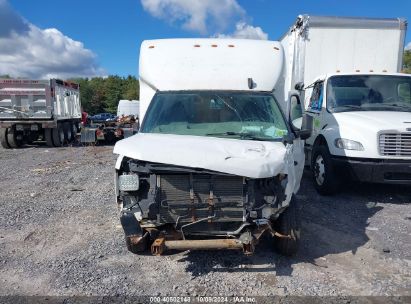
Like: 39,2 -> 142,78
332,111 -> 411,131
113,133 -> 288,178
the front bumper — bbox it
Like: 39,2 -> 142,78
331,156 -> 411,184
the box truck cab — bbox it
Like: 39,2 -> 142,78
281,15 -> 411,194
113,38 -> 311,256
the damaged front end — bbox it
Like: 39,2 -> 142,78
115,158 -> 295,255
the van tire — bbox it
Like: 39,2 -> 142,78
44,129 -> 54,147
7,127 -> 23,148
311,144 -> 339,195
273,196 -> 300,256
52,124 -> 65,147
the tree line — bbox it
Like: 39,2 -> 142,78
69,76 -> 139,115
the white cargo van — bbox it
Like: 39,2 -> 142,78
113,38 -> 312,256
281,15 -> 411,194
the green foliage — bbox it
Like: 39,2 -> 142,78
403,50 -> 411,74
69,75 -> 139,114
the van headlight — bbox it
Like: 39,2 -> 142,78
118,174 -> 139,191
334,138 -> 364,151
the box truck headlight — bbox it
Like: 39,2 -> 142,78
335,138 -> 364,151
118,174 -> 139,191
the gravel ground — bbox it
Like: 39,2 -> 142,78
0,144 -> 410,299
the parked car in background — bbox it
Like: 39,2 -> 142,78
89,113 -> 116,122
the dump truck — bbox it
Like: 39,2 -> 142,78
113,38 -> 312,256
0,79 -> 81,148
281,15 -> 411,194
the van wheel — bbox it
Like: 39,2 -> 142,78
0,128 -> 11,149
7,127 -> 23,148
52,124 -> 65,147
44,129 -> 54,147
63,122 -> 72,143
311,145 -> 339,195
272,196 -> 300,256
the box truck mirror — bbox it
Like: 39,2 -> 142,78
294,82 -> 304,91
298,114 -> 313,140
247,78 -> 256,89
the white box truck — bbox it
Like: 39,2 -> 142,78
0,79 -> 81,148
281,15 -> 411,194
117,99 -> 140,118
113,38 -> 312,256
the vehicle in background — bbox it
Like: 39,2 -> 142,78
0,79 -> 81,148
89,112 -> 116,122
281,15 -> 411,194
81,105 -> 138,145
117,100 -> 139,118
113,38 -> 312,256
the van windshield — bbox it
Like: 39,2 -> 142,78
327,75 -> 411,113
140,91 -> 288,141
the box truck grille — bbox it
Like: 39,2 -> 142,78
158,174 -> 244,224
379,132 -> 411,156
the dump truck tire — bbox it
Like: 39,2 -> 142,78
63,122 -> 72,143
7,127 -> 23,148
52,124 -> 64,147
71,123 -> 78,141
0,128 -> 10,149
44,128 -> 54,147
273,196 -> 300,256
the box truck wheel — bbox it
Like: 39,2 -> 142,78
7,127 -> 23,148
311,145 -> 339,195
44,128 -> 54,147
272,196 -> 300,256
0,128 -> 11,149
52,124 -> 65,147
63,122 -> 73,143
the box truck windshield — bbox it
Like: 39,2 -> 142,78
140,91 -> 288,141
326,75 -> 411,113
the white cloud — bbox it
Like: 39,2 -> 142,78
216,22 -> 268,40
405,42 -> 411,51
0,0 -> 105,79
141,0 -> 246,34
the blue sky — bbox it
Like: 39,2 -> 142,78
2,0 -> 411,78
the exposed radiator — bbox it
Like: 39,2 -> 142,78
379,132 -> 411,156
158,174 -> 244,224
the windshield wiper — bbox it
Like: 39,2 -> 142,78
206,131 -> 272,141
